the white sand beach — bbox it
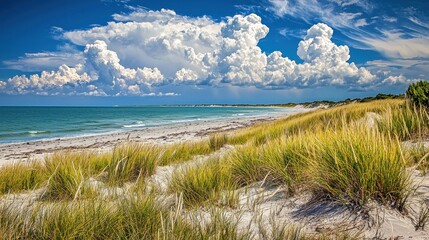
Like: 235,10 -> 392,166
0,107 -> 310,165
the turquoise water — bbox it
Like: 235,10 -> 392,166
0,106 -> 299,143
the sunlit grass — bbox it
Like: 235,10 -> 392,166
168,158 -> 237,207
159,140 -> 214,166
0,162 -> 46,195
1,98 -> 429,237
42,153 -> 99,200
378,102 -> 429,140
106,144 -> 160,186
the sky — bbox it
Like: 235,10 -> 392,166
0,0 -> 428,105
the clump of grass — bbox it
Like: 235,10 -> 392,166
209,133 -> 228,151
191,208 -> 252,240
308,126 -> 412,210
106,144 -> 160,186
414,202 -> 429,230
258,218 -> 305,240
0,194 -> 170,239
0,162 -> 46,195
405,143 -> 429,173
378,103 -> 429,140
42,156 -> 97,201
0,192 -> 251,239
260,135 -> 309,191
227,145 -> 266,187
228,135 -> 309,193
168,158 -> 235,207
0,151 -> 110,196
160,141 -> 213,165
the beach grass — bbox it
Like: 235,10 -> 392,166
106,144 -> 160,186
168,158 -> 236,207
307,126 -> 411,210
159,140 -> 214,165
0,162 -> 46,195
1,98 -> 429,237
41,152 -> 107,200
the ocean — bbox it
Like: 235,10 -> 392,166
0,106 -> 300,144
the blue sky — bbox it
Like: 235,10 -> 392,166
0,0 -> 428,105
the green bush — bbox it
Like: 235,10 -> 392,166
406,81 -> 429,108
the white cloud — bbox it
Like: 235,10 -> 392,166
175,68 -> 199,83
383,16 -> 397,23
361,30 -> 429,59
3,51 -> 84,72
329,0 -> 373,11
215,14 -> 269,86
0,81 -> 6,90
267,0 -> 367,30
354,18 -> 368,27
5,64 -> 91,95
1,9 -> 418,96
266,0 -> 429,63
382,75 -> 421,85
2,40 -> 164,96
62,8 -> 221,79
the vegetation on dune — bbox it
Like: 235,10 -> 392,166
0,162 -> 46,195
106,144 -> 160,186
1,95 -> 429,237
168,158 -> 237,207
307,127 -> 411,210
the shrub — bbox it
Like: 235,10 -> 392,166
406,81 -> 429,108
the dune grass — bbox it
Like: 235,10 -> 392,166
106,144 -> 160,186
0,192 -> 261,239
227,99 -> 407,146
40,151 -> 112,200
406,143 -> 429,173
168,158 -> 237,207
307,127 -> 411,210
378,102 -> 429,140
1,98 -> 429,237
171,100 -> 418,210
0,137 -> 227,197
0,162 -> 46,195
209,133 -> 228,151
0,193 -> 191,239
159,140 -> 214,166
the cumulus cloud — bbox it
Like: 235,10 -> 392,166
215,14 -> 269,86
4,64 -> 91,95
175,68 -> 199,83
0,8 -> 416,96
2,40 -> 164,96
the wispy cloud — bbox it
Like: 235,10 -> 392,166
2,51 -> 84,72
361,30 -> 429,59
267,0 -> 369,30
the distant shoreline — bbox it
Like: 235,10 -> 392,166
0,107 -> 314,166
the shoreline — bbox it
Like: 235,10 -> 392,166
0,108 -> 313,166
